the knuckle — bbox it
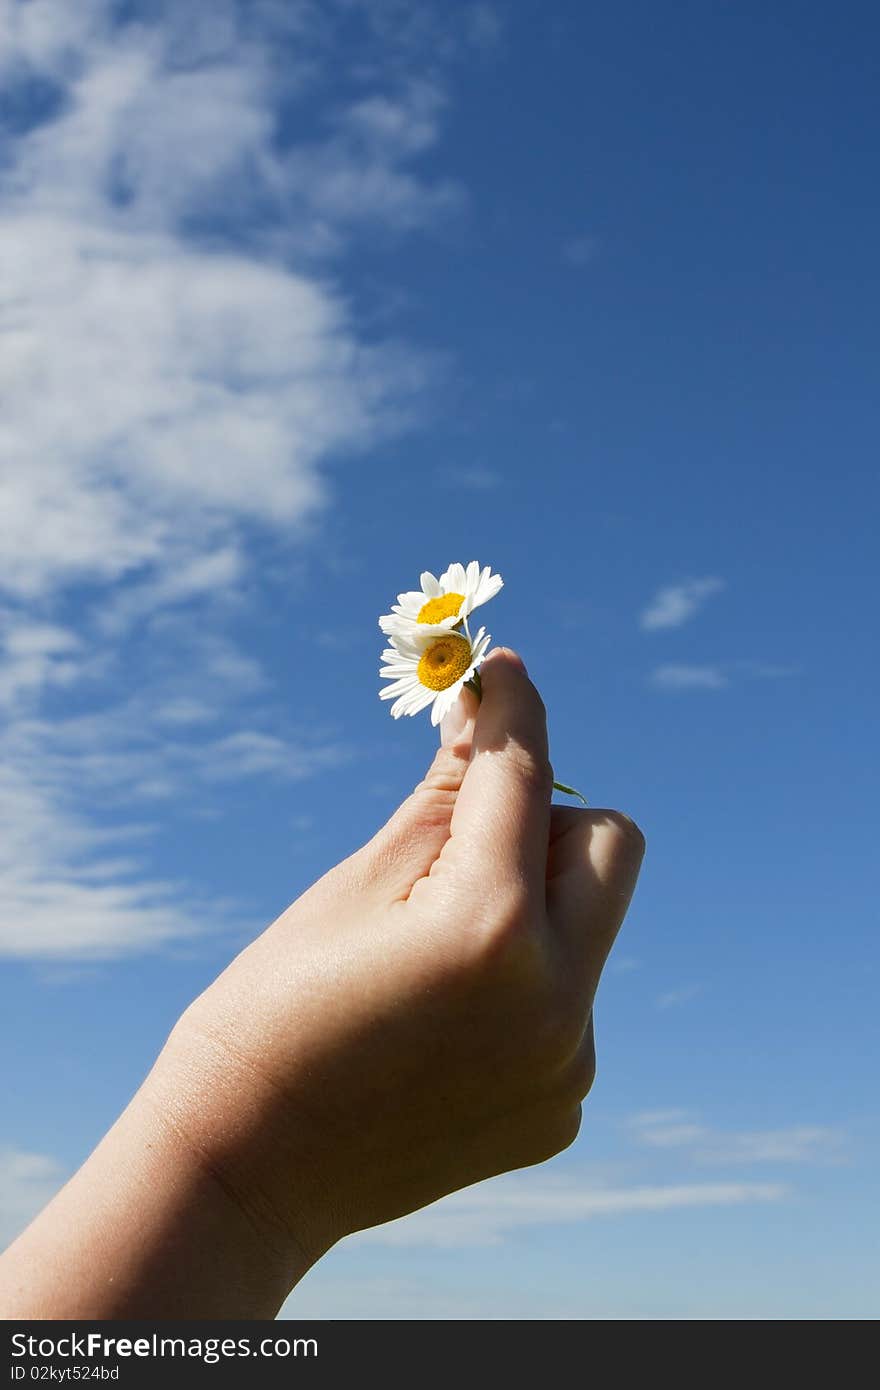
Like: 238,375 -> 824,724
405,787 -> 457,833
404,789 -> 457,830
493,879 -> 550,945
415,746 -> 468,797
391,749 -> 468,833
472,903 -> 549,992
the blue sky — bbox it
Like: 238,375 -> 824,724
1,0 -> 877,1319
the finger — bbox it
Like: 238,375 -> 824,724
351,687 -> 479,900
440,686 -> 478,748
447,648 -> 552,901
545,808 -> 645,996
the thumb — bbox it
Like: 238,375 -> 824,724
447,648 -> 552,903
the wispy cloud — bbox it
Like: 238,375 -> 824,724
609,954 -> 642,974
353,1170 -> 786,1247
284,1275 -> 577,1321
152,698 -> 219,729
95,547 -> 246,637
0,615 -> 89,708
0,668 -> 352,959
467,3 -> 504,50
630,1112 -> 847,1165
0,0 -> 475,961
0,760 -> 213,960
437,465 -> 503,491
640,578 -> 725,631
562,234 -> 598,267
656,984 -> 703,1009
650,664 -> 728,691
650,660 -> 798,692
701,1127 -> 846,1165
0,1145 -> 65,1251
0,2 -> 465,605
732,661 -> 800,681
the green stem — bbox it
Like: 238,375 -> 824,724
551,779 -> 589,806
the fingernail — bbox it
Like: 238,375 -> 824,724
485,646 -> 528,676
440,692 -> 470,747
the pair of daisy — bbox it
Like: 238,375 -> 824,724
379,562 -> 503,726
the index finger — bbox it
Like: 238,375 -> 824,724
447,648 -> 552,901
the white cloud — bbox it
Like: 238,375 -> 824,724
438,465 -> 502,490
467,4 -> 503,50
0,760 -> 212,959
733,661 -> 799,680
352,1170 -> 786,1248
283,1276 -> 522,1321
650,659 -> 798,692
287,80 -> 463,237
96,547 -> 245,636
630,1109 -> 690,1127
608,954 -> 642,974
641,577 -> 725,631
651,664 -> 728,691
636,1121 -> 708,1148
0,218 -> 399,600
700,1128 -> 846,1165
282,1274 -> 610,1321
0,0 -> 466,960
562,234 -> 598,266
0,1145 -> 65,1251
0,616 -> 85,707
656,984 -> 703,1008
630,1112 -> 846,1166
205,731 -> 349,782
283,1272 -> 620,1321
0,1 -> 452,604
0,670 -> 353,960
152,698 -> 219,728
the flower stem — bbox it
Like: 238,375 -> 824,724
551,779 -> 589,805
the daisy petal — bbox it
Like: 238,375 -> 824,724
439,561 -> 466,594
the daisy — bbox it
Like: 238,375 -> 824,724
379,561 -> 503,639
379,622 -> 492,726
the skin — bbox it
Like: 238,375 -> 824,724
0,649 -> 645,1318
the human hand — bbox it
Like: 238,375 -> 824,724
150,648 -> 645,1284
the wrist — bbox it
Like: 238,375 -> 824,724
144,1006 -> 343,1289
0,1029 -> 319,1319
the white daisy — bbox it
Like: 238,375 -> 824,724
379,561 -> 503,639
379,623 -> 492,726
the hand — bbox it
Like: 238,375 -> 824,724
153,648 -> 645,1273
0,647 -> 644,1318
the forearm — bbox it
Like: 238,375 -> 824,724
0,1022 -> 319,1319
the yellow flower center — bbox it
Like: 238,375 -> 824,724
417,592 -> 465,624
417,634 -> 473,691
